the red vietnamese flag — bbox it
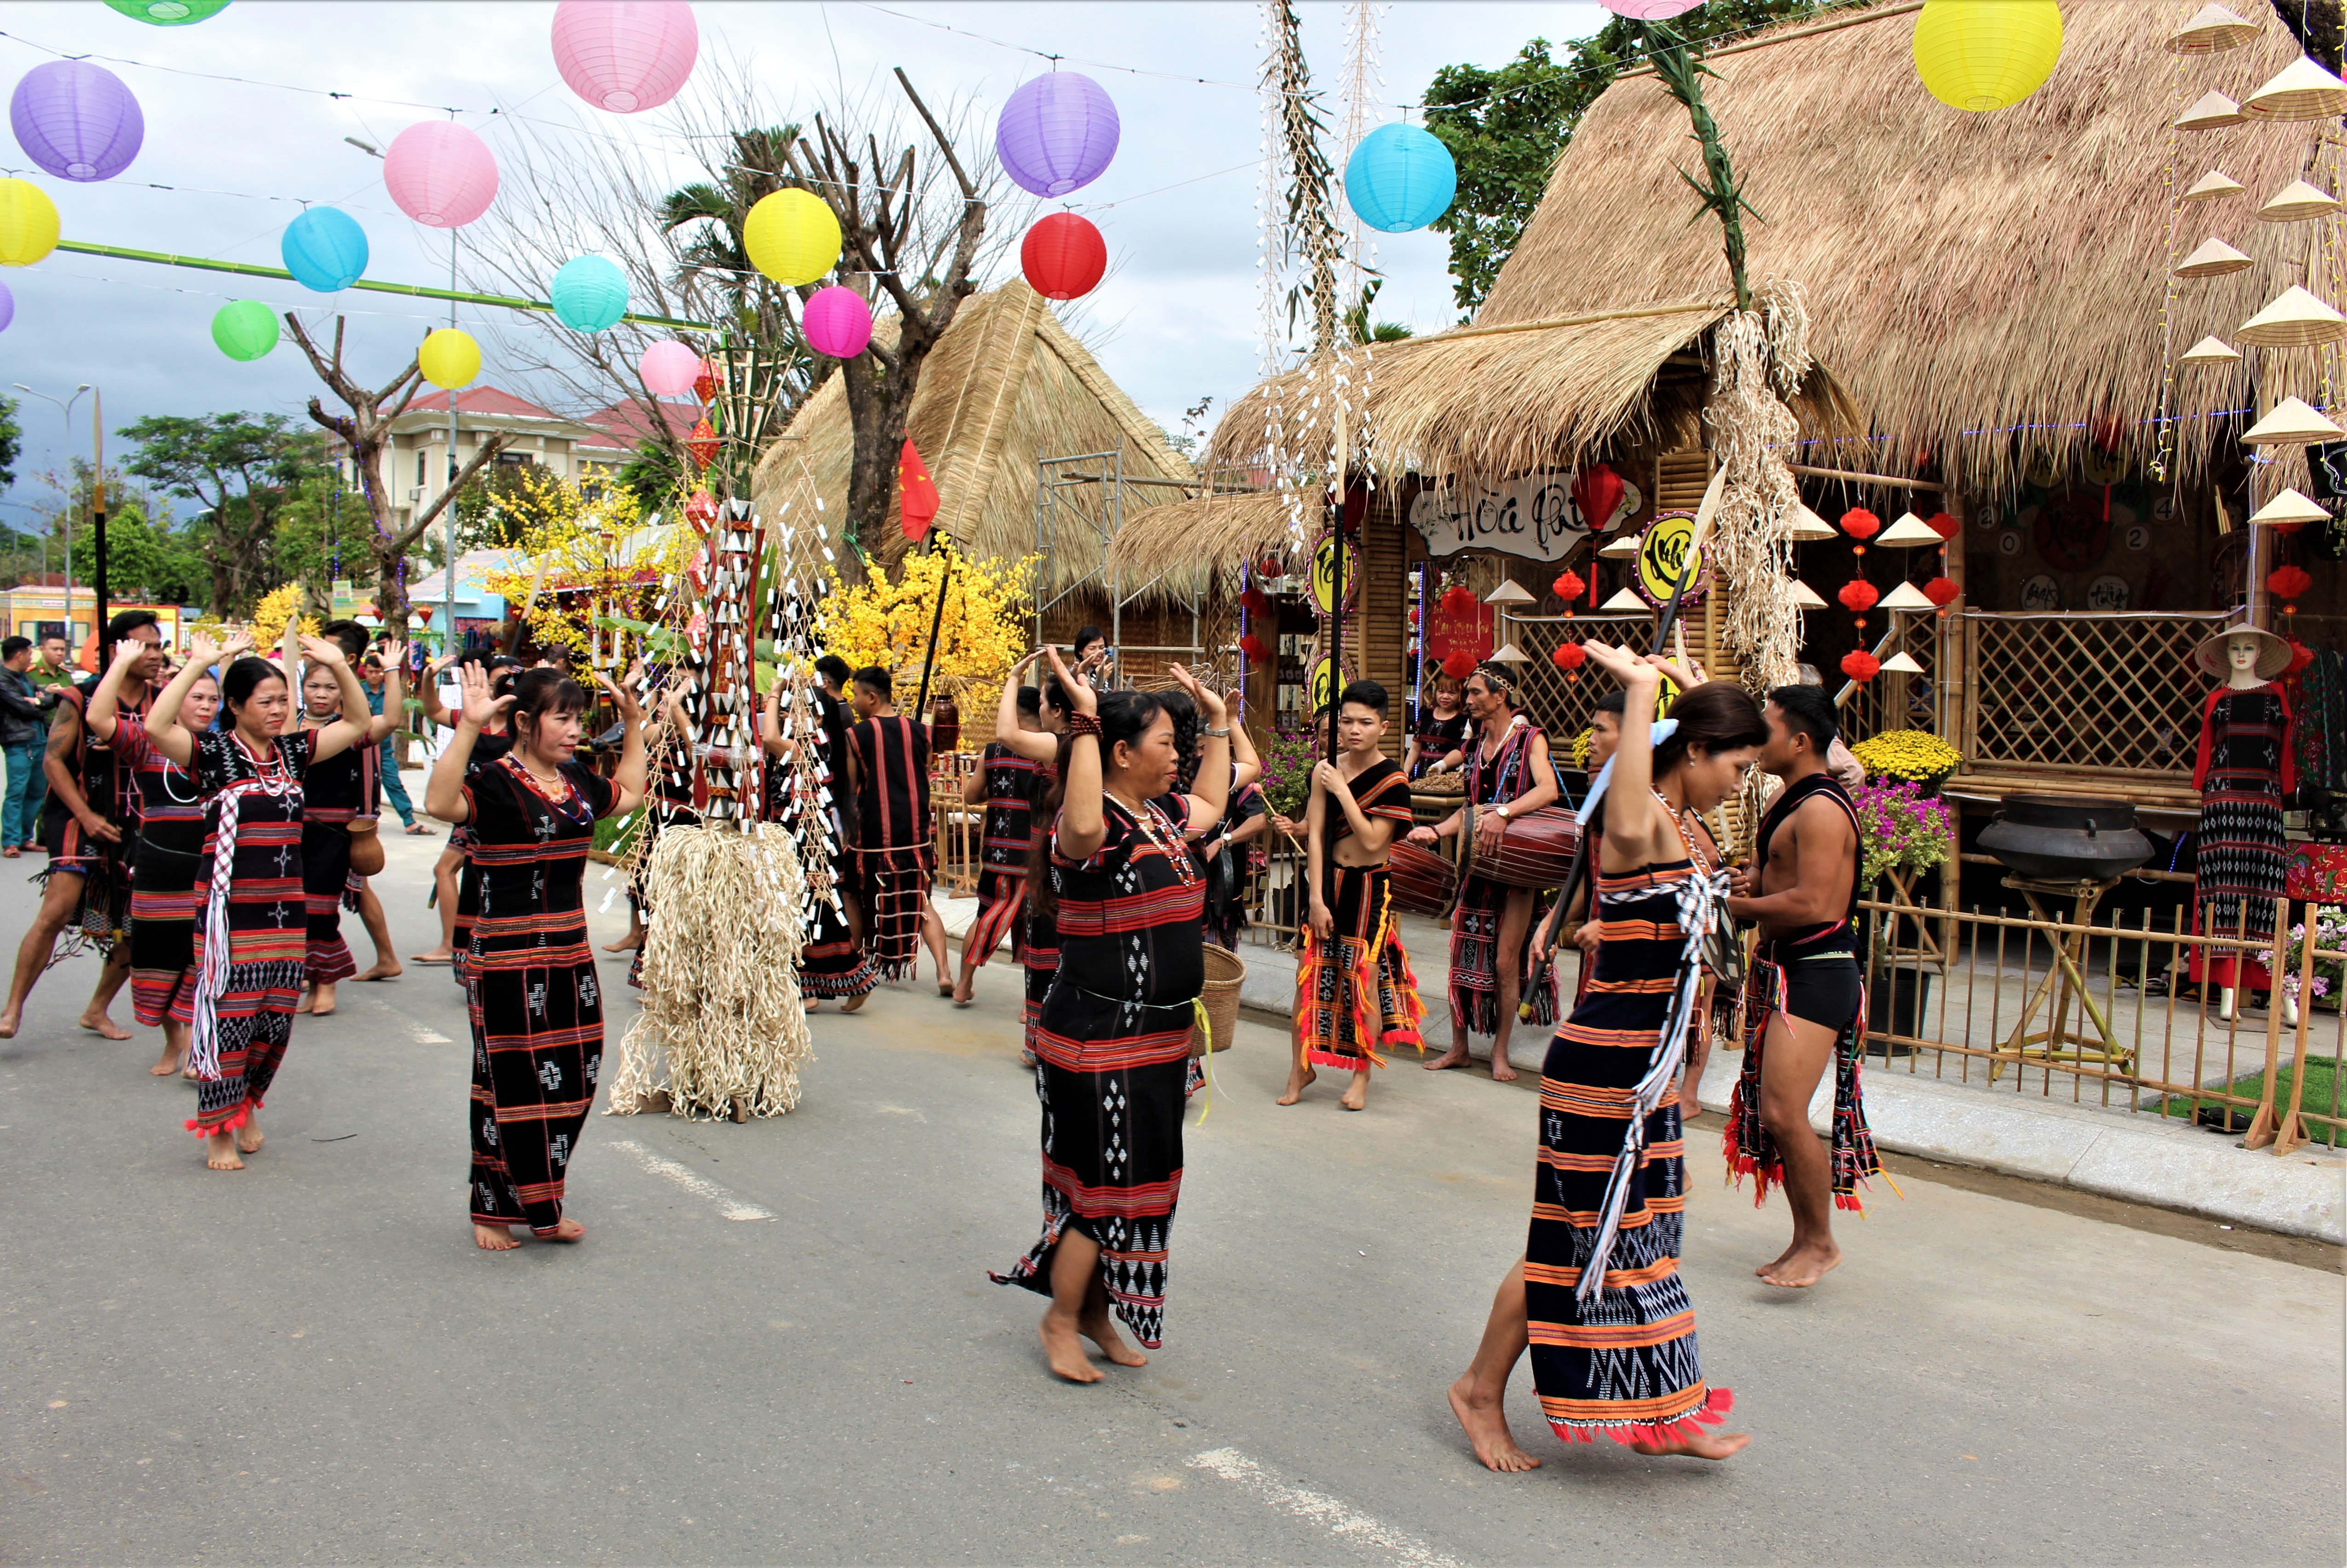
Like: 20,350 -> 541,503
898,438 -> 940,542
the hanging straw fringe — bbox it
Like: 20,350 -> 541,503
1703,280 -> 1811,698
607,822 -> 815,1121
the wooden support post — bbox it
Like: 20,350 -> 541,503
1938,483 -> 1967,962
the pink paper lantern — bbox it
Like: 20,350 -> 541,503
802,285 -> 872,359
550,0 -> 698,115
1602,0 -> 1706,16
639,340 -> 704,398
382,121 -> 499,229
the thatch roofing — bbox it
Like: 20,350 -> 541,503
1201,0 -> 2322,508
752,280 -> 1197,593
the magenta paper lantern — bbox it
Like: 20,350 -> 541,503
995,71 -> 1119,198
639,339 -> 703,398
802,285 -> 872,359
1602,0 -> 1706,17
551,0 -> 698,115
383,121 -> 499,229
10,60 -> 143,183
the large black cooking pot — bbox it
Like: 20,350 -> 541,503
1977,794 -> 2154,883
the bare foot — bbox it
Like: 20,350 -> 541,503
804,999 -> 822,1013
539,1217 -> 586,1242
294,991 -> 313,1015
1448,1375 -> 1542,1473
1424,1045 -> 1471,1071
1077,1305 -> 1149,1368
206,1131 -> 244,1171
602,932 -> 643,953
78,1008 -> 130,1041
304,982 -> 337,1017
840,993 -> 869,1014
1629,1430 -> 1751,1460
952,977 -> 974,1005
474,1223 -> 521,1251
1489,1051 -> 1518,1084
410,948 -> 453,965
1276,1067 -> 1317,1106
1755,1241 -> 1797,1279
235,1117 -> 264,1155
149,1046 -> 184,1076
0,1005 -> 18,1040
355,960 -> 403,982
1758,1241 -> 1841,1289
1340,1072 -> 1369,1112
1039,1315 -> 1103,1383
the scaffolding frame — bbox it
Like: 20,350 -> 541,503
1034,442 -> 1220,671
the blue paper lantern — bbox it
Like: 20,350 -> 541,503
0,279 -> 12,334
550,253 -> 629,331
1343,123 -> 1456,234
995,72 -> 1119,198
280,207 -> 369,293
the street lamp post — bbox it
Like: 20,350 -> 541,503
12,383 -> 92,647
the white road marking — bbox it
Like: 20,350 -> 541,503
408,1024 -> 452,1044
608,1139 -> 776,1221
1185,1448 -> 1468,1568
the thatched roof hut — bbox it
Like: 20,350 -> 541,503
1167,0 -> 2318,551
752,279 -> 1197,597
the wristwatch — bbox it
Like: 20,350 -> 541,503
1494,804 -> 1511,822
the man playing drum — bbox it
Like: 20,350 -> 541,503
1407,661 -> 1561,1082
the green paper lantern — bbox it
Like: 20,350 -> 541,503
210,299 -> 278,362
103,0 -> 231,22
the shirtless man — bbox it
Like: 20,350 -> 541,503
0,611 -> 167,1040
1723,682 -> 1866,1289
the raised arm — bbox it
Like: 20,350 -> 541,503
86,638 -> 149,742
1166,666 -> 1230,831
595,670 -> 648,817
144,631 -> 237,767
1227,708 -> 1262,791
301,635 -> 373,764
1582,642 -> 1665,871
759,678 -> 796,761
423,663 -> 509,825
992,651 -> 1058,764
366,640 -> 407,744
1042,646 -> 1104,862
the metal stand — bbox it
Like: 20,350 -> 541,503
1992,875 -> 2132,1078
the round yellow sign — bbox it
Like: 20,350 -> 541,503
1310,531 -> 1360,617
1308,655 -> 1349,717
1635,511 -> 1707,607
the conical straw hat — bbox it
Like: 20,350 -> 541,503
2243,56 -> 2347,121
2176,90 -> 2245,129
1789,503 -> 1838,541
2243,396 -> 2345,445
1597,531 -> 1641,558
2179,334 -> 2242,366
2176,236 -> 2253,277
2238,285 -> 2347,347
2257,179 -> 2342,222
1788,579 -> 1827,609
1598,587 -> 1650,613
1877,513 -> 1946,548
2183,169 -> 2245,202
1483,579 -> 1536,605
2166,3 -> 2262,54
1878,651 -> 1928,674
1878,581 -> 1939,610
2248,487 -> 2330,526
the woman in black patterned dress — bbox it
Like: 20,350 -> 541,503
145,630 -> 375,1172
429,663 -> 645,1252
293,629 -> 402,1017
993,654 -> 1228,1382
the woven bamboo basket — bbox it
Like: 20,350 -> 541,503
1192,942 -> 1246,1055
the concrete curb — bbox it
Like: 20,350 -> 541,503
933,892 -> 2346,1244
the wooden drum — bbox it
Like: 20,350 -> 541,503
1457,804 -> 1582,892
1387,838 -> 1460,919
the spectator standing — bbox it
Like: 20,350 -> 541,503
364,644 -> 430,835
0,636 -> 53,855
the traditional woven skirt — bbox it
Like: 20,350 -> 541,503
1022,906 -> 1059,1055
2196,779 -> 2287,944
1296,862 -> 1424,1073
798,883 -> 878,999
965,866 -> 1026,968
1449,873 -> 1559,1035
301,818 -> 359,984
127,837 -> 203,1027
855,843 -> 933,981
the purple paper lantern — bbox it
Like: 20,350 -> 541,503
10,60 -> 143,183
995,72 -> 1119,199
1601,0 -> 1706,17
551,0 -> 698,115
0,279 -> 13,333
383,121 -> 499,229
802,285 -> 872,359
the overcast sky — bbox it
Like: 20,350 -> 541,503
0,1 -> 1609,527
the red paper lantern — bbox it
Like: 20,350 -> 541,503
1239,585 -> 1271,617
1440,584 -> 1476,615
2286,638 -> 2316,678
686,416 -> 718,469
693,366 -> 719,404
1440,649 -> 1477,680
1020,212 -> 1107,301
1239,633 -> 1268,663
1837,580 -> 1879,613
1840,507 -> 1880,540
2269,565 -> 2313,603
683,488 -> 717,528
1551,641 -> 1586,670
1551,569 -> 1584,602
1571,462 -> 1624,533
1923,576 -> 1961,607
1840,650 -> 1881,682
1927,511 -> 1960,540
1256,555 -> 1283,579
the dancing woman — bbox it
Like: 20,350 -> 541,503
993,655 -> 1228,1382
145,632 -> 375,1172
428,664 -> 645,1251
293,627 -> 404,1017
88,637 -> 219,1077
953,671 -> 1051,1006
761,671 -> 877,1012
1446,643 -> 1762,1468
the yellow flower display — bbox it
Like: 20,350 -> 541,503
190,581 -> 320,646
819,541 -> 1034,718
1849,729 -> 1961,782
482,476 -> 677,662
1570,726 -> 1595,770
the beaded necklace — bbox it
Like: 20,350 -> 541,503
500,753 -> 591,826
1110,789 -> 1199,887
1652,787 -> 1710,871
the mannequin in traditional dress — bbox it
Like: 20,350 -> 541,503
2190,628 -> 2297,1025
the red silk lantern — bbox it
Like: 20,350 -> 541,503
1440,584 -> 1475,616
1837,580 -> 1879,613
1840,650 -> 1881,682
2286,638 -> 2315,678
1551,569 -> 1584,602
1239,633 -> 1268,663
1020,212 -> 1107,301
2269,564 -> 2313,612
1239,585 -> 1271,617
1440,649 -> 1477,680
1923,576 -> 1961,607
683,488 -> 717,528
1551,641 -> 1586,670
686,416 -> 718,469
1256,554 -> 1283,579
1840,508 -> 1880,540
692,366 -> 720,404
1927,511 -> 1960,540
1571,462 -> 1624,533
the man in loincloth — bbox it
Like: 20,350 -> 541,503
1722,681 -> 1880,1289
846,666 -> 948,989
0,611 -> 166,1040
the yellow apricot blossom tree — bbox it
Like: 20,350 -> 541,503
818,539 -> 1033,704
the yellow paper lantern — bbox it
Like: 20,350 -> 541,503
418,327 -> 481,390
1912,0 -> 2063,113
743,189 -> 840,287
0,178 -> 61,267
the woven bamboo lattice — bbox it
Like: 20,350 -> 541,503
1834,614 -> 1942,746
1964,612 -> 2231,775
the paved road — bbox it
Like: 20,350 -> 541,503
2,828 -> 2339,1566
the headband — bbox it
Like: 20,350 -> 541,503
1472,661 -> 1522,705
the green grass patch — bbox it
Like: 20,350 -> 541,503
592,806 -> 644,859
2161,1055 -> 2341,1145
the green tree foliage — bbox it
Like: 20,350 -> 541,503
0,394 -> 20,491
117,412 -> 330,616
1422,0 -> 1823,317
270,472 -> 376,607
68,498 -> 204,605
